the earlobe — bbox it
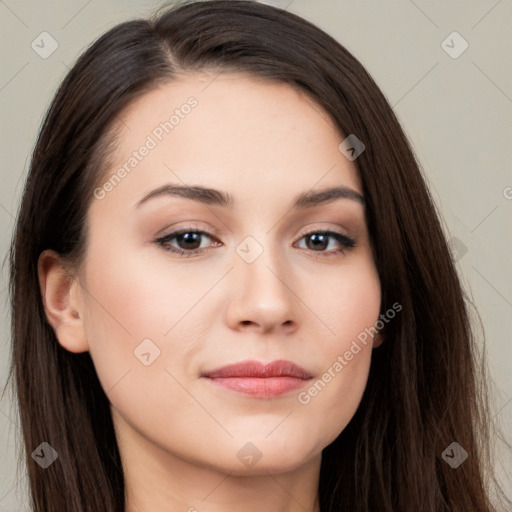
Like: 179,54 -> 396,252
37,249 -> 89,353
373,332 -> 384,348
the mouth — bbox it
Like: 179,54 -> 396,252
201,359 -> 313,398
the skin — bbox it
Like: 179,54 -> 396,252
38,72 -> 383,512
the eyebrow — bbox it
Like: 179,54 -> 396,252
134,183 -> 365,209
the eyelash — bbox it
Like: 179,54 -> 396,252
154,225 -> 356,258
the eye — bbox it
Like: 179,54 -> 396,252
155,227 -> 356,257
155,226 -> 220,257
294,230 -> 356,257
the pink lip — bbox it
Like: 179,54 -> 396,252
201,359 -> 313,398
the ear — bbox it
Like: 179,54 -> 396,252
37,249 -> 89,353
373,332 -> 384,348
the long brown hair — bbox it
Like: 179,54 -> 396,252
5,1 -> 510,510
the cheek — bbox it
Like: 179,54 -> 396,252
293,257 -> 380,440
78,236 -> 225,412
80,236 -> 206,343
77,240 -> 175,386
294,330 -> 376,451
78,246 -> 203,443
304,252 -> 381,344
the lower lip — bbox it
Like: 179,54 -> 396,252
204,376 -> 310,398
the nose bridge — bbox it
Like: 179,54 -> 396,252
235,231 -> 289,296
228,230 -> 298,329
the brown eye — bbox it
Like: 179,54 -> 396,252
156,228 -> 219,256
295,230 -> 356,256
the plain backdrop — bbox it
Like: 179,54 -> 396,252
0,0 -> 511,509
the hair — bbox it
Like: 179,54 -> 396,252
4,0 -> 511,510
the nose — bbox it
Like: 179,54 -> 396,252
224,239 -> 299,335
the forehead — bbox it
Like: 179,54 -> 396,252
94,72 -> 363,211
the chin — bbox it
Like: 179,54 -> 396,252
205,440 -> 321,476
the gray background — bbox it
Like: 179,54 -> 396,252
1,0 -> 511,509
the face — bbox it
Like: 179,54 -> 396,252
73,73 -> 381,475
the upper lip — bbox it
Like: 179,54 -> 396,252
202,359 -> 312,379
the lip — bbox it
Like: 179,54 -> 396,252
201,359 -> 313,398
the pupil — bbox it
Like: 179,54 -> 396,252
178,232 -> 201,250
308,233 -> 327,250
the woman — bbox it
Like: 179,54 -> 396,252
6,1 -> 510,510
